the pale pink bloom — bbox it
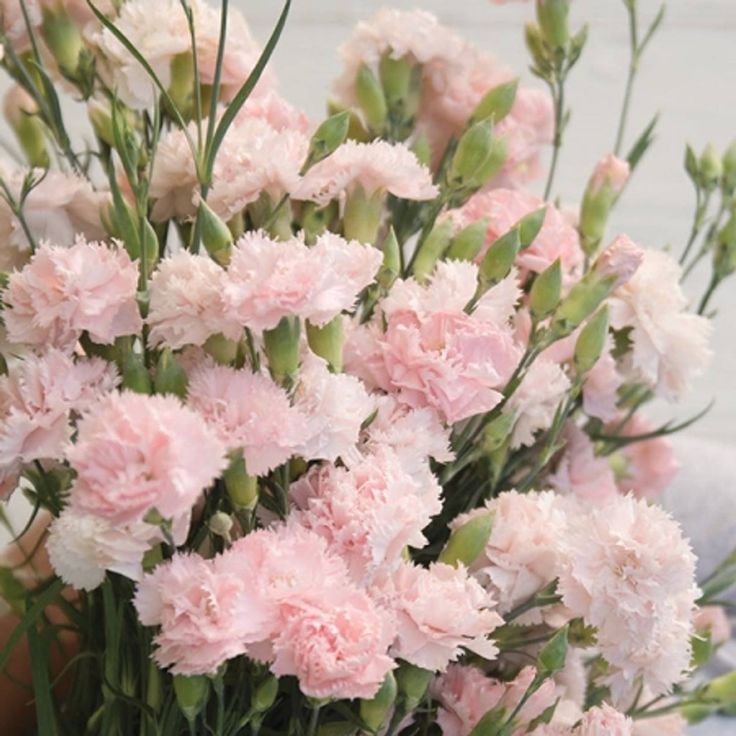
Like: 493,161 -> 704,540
293,353 -> 375,464
0,163 -> 107,272
291,446 -> 442,581
343,318 -> 394,392
47,509 -> 162,591
433,664 -> 556,736
473,269 -> 522,326
148,125 -> 200,221
147,251 -> 241,349
594,235 -> 644,289
134,551 -> 269,675
582,345 -> 623,423
617,416 -> 680,500
3,237 -> 142,351
694,605 -> 731,646
296,139 -> 438,206
505,358 -> 571,448
270,585 -> 395,700
237,90 -> 311,134
223,231 -> 382,331
608,249 -> 712,400
0,350 -> 118,491
372,561 -> 502,671
632,715 -> 687,736
589,155 -> 631,196
558,495 -> 699,703
188,363 -> 308,476
577,704 -> 633,736
548,423 -> 619,503
452,188 -> 584,278
456,491 -> 568,617
68,392 -> 227,524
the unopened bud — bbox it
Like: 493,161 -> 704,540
482,412 -> 516,453
446,219 -> 488,262
479,227 -> 520,288
395,663 -> 432,711
4,85 -> 48,168
703,671 -> 736,704
537,624 -> 569,676
714,211 -> 736,280
154,348 -> 189,398
439,512 -> 494,568
379,227 -> 401,290
525,22 -> 548,68
529,258 -> 562,320
552,276 -> 612,336
379,53 -> 422,137
252,676 -> 279,713
174,674 -> 209,723
722,141 -> 736,194
537,0 -> 571,50
699,144 -> 722,191
356,63 -> 387,132
208,512 -> 234,542
309,111 -> 350,166
574,306 -> 609,375
204,333 -> 239,366
680,703 -> 715,725
199,201 -> 233,266
518,207 -> 548,249
41,4 -> 83,76
449,122 -> 507,192
593,234 -> 643,288
223,453 -> 258,510
412,219 -> 453,282
301,201 -> 338,243
470,79 -> 519,125
360,672 -> 397,733
264,316 -> 301,386
307,317 -> 344,373
122,351 -> 152,394
169,52 -> 195,118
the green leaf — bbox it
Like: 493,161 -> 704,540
626,114 -> 659,172
537,624 -> 569,676
517,207 -> 547,248
27,624 -> 58,735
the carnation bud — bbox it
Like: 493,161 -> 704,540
204,333 -> 239,366
308,111 -> 350,166
168,52 -> 195,118
529,259 -> 562,320
379,54 -> 422,139
154,348 -> 189,398
714,211 -> 736,281
264,316 -> 301,386
252,675 -> 279,713
224,452 -> 258,510
343,185 -> 383,244
448,121 -> 498,190
208,511 -> 234,542
722,141 -> 736,194
525,22 -> 548,69
40,4 -> 83,77
395,663 -> 433,711
536,0 -> 571,50
680,703 -> 715,725
301,201 -> 338,243
518,207 -> 548,249
699,144 -> 722,191
703,671 -> 736,705
446,219 -> 488,262
360,672 -> 397,733
552,275 -> 613,336
412,219 -> 454,282
4,86 -> 49,169
174,674 -> 210,724
438,512 -> 494,568
470,79 -> 519,125
574,306 -> 610,375
482,412 -> 516,453
121,352 -> 152,394
479,227 -> 521,288
199,201 -> 233,266
307,317 -> 344,373
593,234 -> 644,288
356,63 -> 387,133
536,624 -> 569,676
378,227 -> 401,290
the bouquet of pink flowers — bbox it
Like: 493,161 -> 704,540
1,0 -> 735,734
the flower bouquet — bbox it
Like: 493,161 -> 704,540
1,0 -> 735,734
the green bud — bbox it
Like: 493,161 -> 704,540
301,201 -> 338,243
537,0 -> 571,50
252,675 -> 279,713
699,144 -> 722,190
327,101 -> 371,143
449,121 -> 494,186
479,228 -> 520,288
168,52 -> 195,118
379,228 -> 401,290
552,276 -> 612,335
199,201 -> 233,266
411,132 -> 432,168
356,63 -> 387,132
518,207 -> 547,249
722,141 -> 736,193
307,317 -> 344,373
360,672 -> 397,733
438,512 -> 494,568
412,220 -> 454,282
4,86 -> 49,168
379,54 -> 422,138
208,511 -> 234,542
309,111 -> 350,165
573,306 -> 610,374
154,349 -> 189,398
714,211 -> 736,280
529,258 -> 562,320
680,703 -> 715,725
703,671 -> 736,704
223,452 -> 258,510
472,137 -> 507,190
446,219 -> 488,262
343,185 -> 384,244
174,674 -> 209,723
684,144 -> 699,183
537,624 -> 569,676
525,22 -> 548,70
204,333 -> 240,366
264,316 -> 301,386
41,5 -> 83,77
470,79 -> 519,125
395,663 -> 433,710
482,412 -> 516,453
122,351 -> 152,394
140,218 -> 160,276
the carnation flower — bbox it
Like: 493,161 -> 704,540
577,703 -> 633,736
589,155 -> 631,196
47,509 -> 162,591
3,237 -> 142,352
147,251 -> 240,349
0,349 -> 118,492
187,363 -> 308,476
372,561 -> 502,671
291,446 -> 442,581
582,344 -> 624,423
223,231 -> 382,331
558,495 -> 699,702
270,585 -> 395,700
236,90 -> 311,134
594,235 -> 644,289
67,392 -> 227,524
134,551 -> 271,675
608,249 -> 712,400
296,140 -> 438,206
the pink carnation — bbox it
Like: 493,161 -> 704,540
270,585 -> 395,699
577,703 -> 633,736
147,251 -> 241,349
187,363 -> 308,476
372,561 -> 502,671
296,140 -> 438,206
558,495 -> 699,703
594,235 -> 644,289
0,350 -> 118,493
582,345 -> 624,423
291,446 -> 442,581
694,605 -> 731,646
67,392 -> 227,524
589,154 -> 631,196
223,231 -> 382,331
3,237 -> 142,351
148,125 -> 200,221
236,90 -> 311,134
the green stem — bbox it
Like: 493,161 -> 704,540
614,3 -> 639,155
697,273 -> 719,315
681,189 -> 710,265
543,77 -> 565,201
306,705 -> 321,736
